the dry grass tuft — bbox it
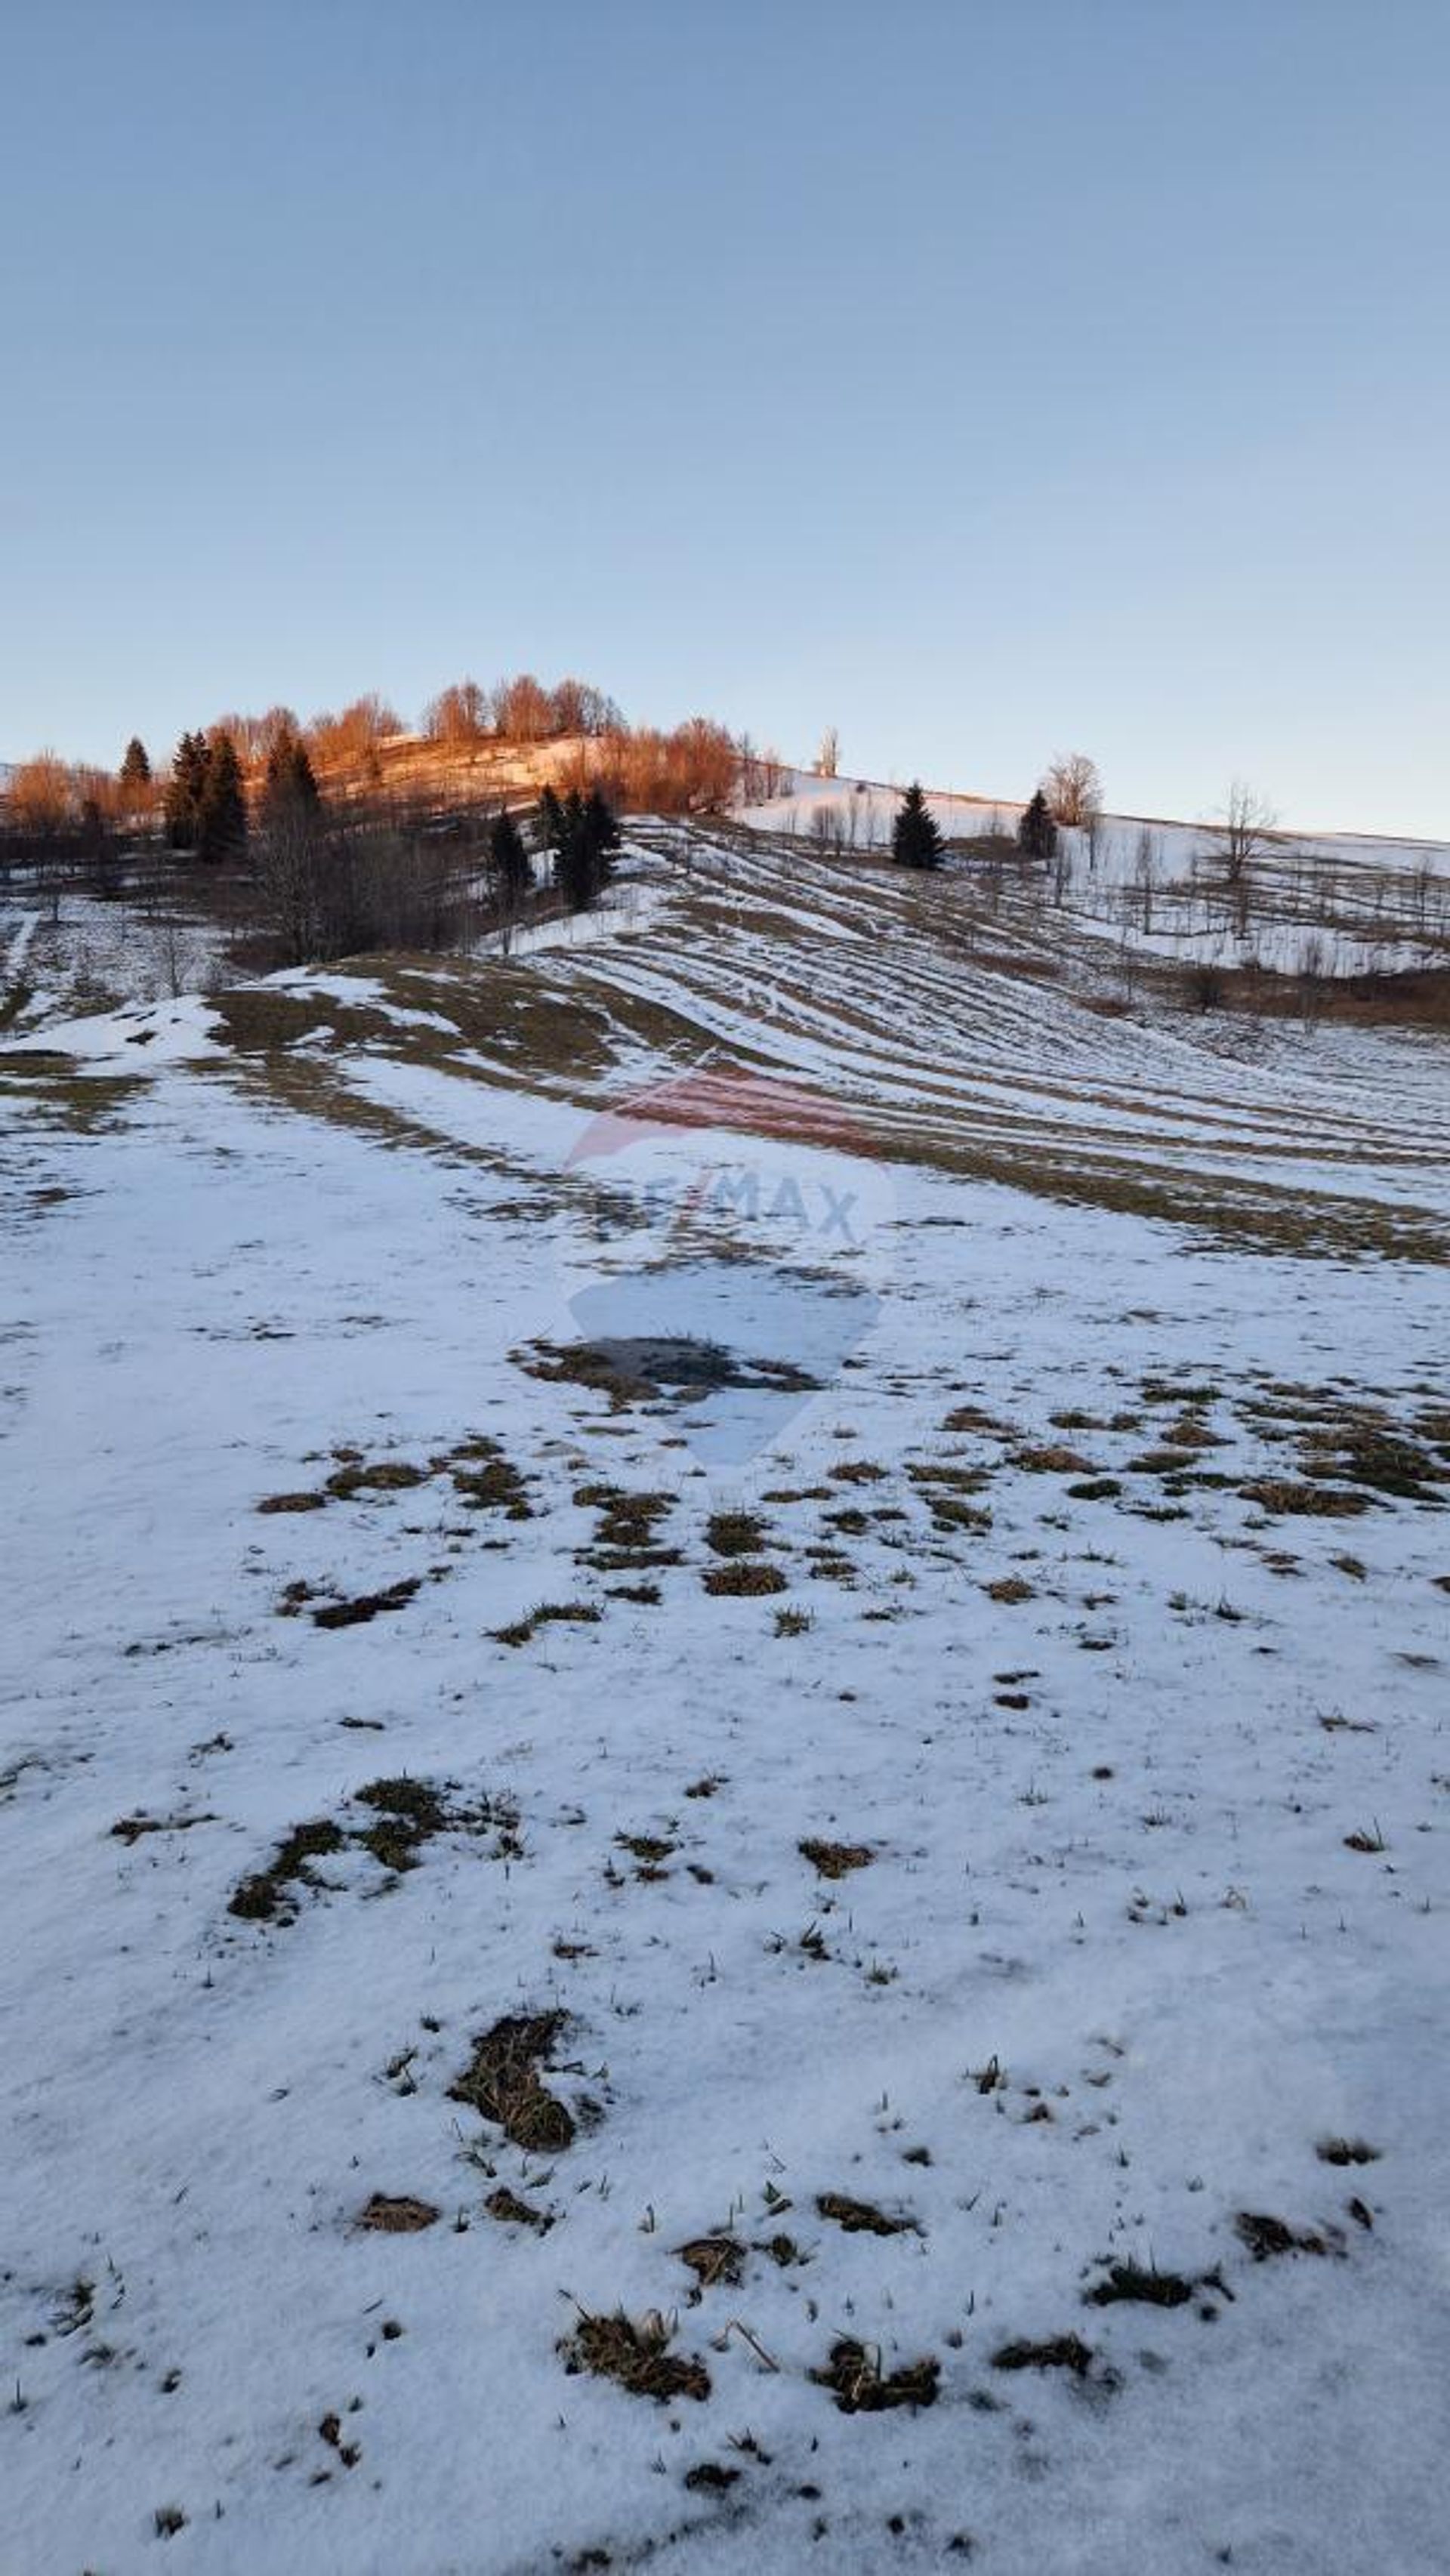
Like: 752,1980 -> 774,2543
703,1560 -> 788,1597
676,2235 -> 745,2291
563,2309 -> 711,2404
816,2192 -> 913,2236
811,2337 -> 939,2413
992,2334 -> 1095,2376
799,1838 -> 874,1880
357,2193 -> 439,2234
450,2011 -> 576,2152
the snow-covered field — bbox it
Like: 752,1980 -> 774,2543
2,825 -> 1448,2573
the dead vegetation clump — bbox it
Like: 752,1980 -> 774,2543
703,1560 -> 788,1597
1084,2261 -> 1194,2308
493,1600 -> 602,1647
448,1438 -> 533,1519
816,2193 -> 914,2236
705,1509 -> 768,1557
485,2186 -> 554,2233
992,2334 -> 1095,2376
1012,1444 -> 1097,1475
1316,2138 -> 1381,2167
229,1818 -> 347,1921
798,1838 -> 874,1879
450,2010 -> 576,2152
229,1775 -> 516,1920
562,2309 -> 711,2404
575,1483 -> 678,1569
675,2235 -> 745,2293
357,2193 -> 439,2234
1239,1479 -> 1373,1519
325,1458 -> 428,1500
1234,2211 -> 1331,2260
257,1490 -> 328,1514
313,1576 -> 423,1629
985,1574 -> 1036,1604
811,2338 -> 939,2414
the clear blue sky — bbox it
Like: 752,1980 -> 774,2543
2,0 -> 1445,835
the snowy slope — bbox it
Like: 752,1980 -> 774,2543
2,832 -> 1448,2574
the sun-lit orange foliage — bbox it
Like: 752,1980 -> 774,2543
6,750 -> 75,833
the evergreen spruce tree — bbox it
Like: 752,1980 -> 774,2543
1017,788 -> 1057,862
263,725 -> 319,813
487,808 -> 532,902
197,731 -> 248,864
535,785 -> 565,855
554,790 -> 594,912
119,736 -> 151,791
583,788 -> 621,896
890,782 -> 944,871
164,731 -> 211,849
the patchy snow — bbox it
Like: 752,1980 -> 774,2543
5,992 -> 225,1066
2,829 -> 1448,2574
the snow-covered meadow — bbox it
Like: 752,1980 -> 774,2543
2,820 -> 1448,2573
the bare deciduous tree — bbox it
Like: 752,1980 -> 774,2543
816,727 -> 839,779
1217,779 -> 1276,938
1044,752 -> 1103,828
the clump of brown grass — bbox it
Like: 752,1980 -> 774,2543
450,2011 -> 575,2151
799,1838 -> 873,1879
357,2193 -> 439,2234
706,1509 -> 767,1557
703,1561 -> 787,1597
325,1459 -> 428,1498
992,2334 -> 1094,2375
811,2337 -> 939,2413
676,2235 -> 745,2292
562,2309 -> 711,2403
816,2193 -> 913,2236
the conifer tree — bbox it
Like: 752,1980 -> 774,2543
584,788 -> 621,895
554,789 -> 593,911
535,785 -> 565,855
164,731 -> 211,848
487,808 -> 532,902
119,737 -> 151,791
263,725 -> 319,813
890,781 -> 944,871
1017,788 -> 1057,862
197,731 -> 247,863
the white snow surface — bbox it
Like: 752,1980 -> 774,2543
2,826 -> 1449,2575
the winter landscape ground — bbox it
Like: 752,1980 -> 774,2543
3,790 -> 1448,2574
